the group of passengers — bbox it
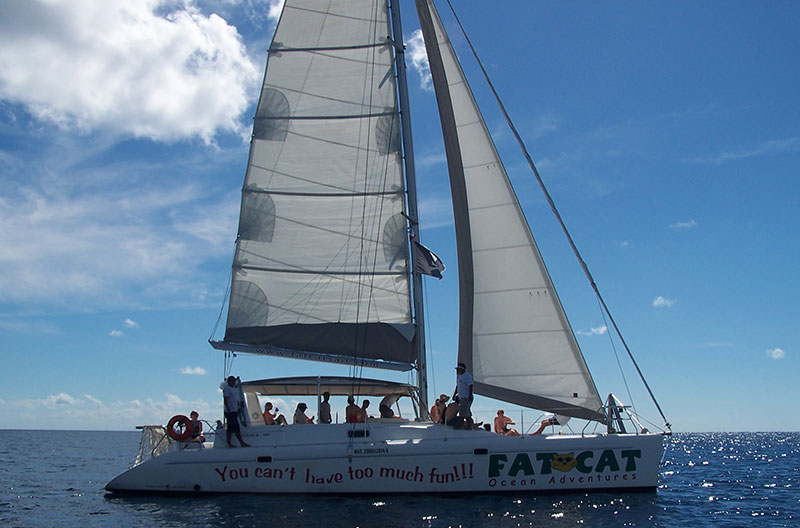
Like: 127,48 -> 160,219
429,362 -> 476,430
261,391 -> 397,426
262,397 -> 322,426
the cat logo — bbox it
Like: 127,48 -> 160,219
550,452 -> 578,472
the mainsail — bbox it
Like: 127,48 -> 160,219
415,0 -> 605,421
220,1 -> 415,367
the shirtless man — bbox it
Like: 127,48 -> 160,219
493,409 -> 520,436
262,402 -> 287,425
443,401 -> 465,429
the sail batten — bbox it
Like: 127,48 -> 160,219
223,0 -> 415,365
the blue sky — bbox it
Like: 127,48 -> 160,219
1,0 -> 797,432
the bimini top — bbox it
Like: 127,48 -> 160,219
241,376 -> 418,397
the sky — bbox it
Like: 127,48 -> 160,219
1,0 -> 798,433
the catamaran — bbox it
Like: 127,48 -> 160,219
107,0 -> 670,494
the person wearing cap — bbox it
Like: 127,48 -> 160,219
453,362 -> 474,425
222,376 -> 250,447
430,394 -> 449,423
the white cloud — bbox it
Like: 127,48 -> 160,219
688,137 -> 800,164
669,220 -> 697,229
406,29 -> 432,91
652,296 -> 676,308
44,393 -> 81,407
577,326 -> 608,336
766,348 -> 785,360
109,330 -> 124,337
0,391 -> 217,430
180,366 -> 208,376
0,0 -> 260,143
266,0 -> 285,21
124,318 -> 139,329
0,173 -> 240,310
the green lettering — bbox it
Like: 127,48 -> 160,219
536,453 -> 554,474
508,453 -> 534,477
488,454 -> 508,478
576,451 -> 594,473
594,449 -> 620,473
620,449 -> 641,471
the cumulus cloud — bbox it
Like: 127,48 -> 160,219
180,366 -> 208,376
0,391 -> 216,430
652,296 -> 676,308
577,326 -> 608,336
766,348 -> 785,360
406,29 -> 432,91
266,0 -> 285,21
44,392 -> 80,406
0,0 -> 260,143
109,330 -> 124,337
124,319 -> 139,329
669,220 -> 697,229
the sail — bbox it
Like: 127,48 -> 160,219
222,0 -> 415,366
415,0 -> 605,421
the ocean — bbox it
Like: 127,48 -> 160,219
1,430 -> 797,527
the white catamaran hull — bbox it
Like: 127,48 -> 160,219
107,423 -> 663,494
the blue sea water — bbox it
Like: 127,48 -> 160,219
0,430 -> 797,527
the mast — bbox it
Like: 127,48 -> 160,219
389,0 -> 428,414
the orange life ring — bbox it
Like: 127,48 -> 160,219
167,414 -> 193,442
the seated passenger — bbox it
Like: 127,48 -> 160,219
345,395 -> 362,423
379,394 -> 399,418
493,409 -> 520,436
430,394 -> 448,424
444,401 -> 465,429
263,402 -> 287,425
293,402 -> 315,424
189,410 -> 205,442
532,414 -> 569,435
360,399 -> 371,421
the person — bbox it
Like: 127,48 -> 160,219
319,391 -> 332,424
379,394 -> 398,418
493,409 -> 520,436
262,402 -> 287,425
189,410 -> 205,443
359,399 -> 371,421
345,395 -> 362,423
443,400 -> 465,429
430,394 -> 448,424
532,415 -> 565,435
293,402 -> 315,424
222,376 -> 250,447
453,362 -> 474,427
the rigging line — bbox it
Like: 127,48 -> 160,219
444,0 -> 670,428
596,294 -> 637,419
210,263 -> 234,342
350,4 -> 383,400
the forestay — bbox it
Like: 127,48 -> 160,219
415,0 -> 604,421
223,1 -> 415,366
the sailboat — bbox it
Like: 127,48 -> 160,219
107,0 -> 669,494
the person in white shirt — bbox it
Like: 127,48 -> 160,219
453,362 -> 474,425
222,376 -> 250,447
319,392 -> 332,424
293,402 -> 315,424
